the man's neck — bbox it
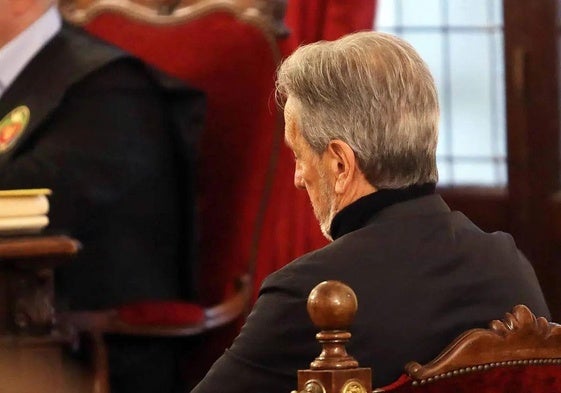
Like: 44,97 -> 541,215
334,176 -> 377,218
0,6 -> 61,97
1,1 -> 53,48
329,183 -> 437,240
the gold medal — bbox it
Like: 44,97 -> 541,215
0,105 -> 30,152
342,380 -> 367,393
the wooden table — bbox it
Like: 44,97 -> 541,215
0,235 -> 80,334
0,235 -> 107,393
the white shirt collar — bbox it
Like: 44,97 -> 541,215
0,6 -> 62,98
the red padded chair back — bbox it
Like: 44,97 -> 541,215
61,0 -> 283,306
376,365 -> 561,392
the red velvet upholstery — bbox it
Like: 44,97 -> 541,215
377,365 -> 561,392
282,0 -> 377,46
81,9 -> 281,307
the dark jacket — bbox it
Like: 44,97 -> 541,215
192,194 -> 549,392
0,24 -> 205,309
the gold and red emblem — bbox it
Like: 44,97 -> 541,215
341,380 -> 367,393
0,106 -> 30,152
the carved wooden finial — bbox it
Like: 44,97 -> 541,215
293,281 -> 371,393
307,280 -> 359,370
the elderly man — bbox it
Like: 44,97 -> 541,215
0,1 -> 204,392
191,32 -> 549,392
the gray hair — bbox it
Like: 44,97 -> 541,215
276,31 -> 439,189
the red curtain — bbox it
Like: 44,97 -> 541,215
280,0 -> 377,53
252,0 -> 377,297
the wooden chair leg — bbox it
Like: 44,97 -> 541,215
88,331 -> 110,393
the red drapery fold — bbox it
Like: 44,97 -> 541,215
280,0 -> 377,53
253,0 -> 377,297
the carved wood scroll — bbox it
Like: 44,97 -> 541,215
406,304 -> 561,380
59,0 -> 289,38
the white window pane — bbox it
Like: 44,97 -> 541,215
492,0 -> 503,26
454,161 -> 498,185
377,26 -> 398,35
402,0 -> 442,27
376,0 -> 397,29
402,33 -> 445,84
447,0 -> 492,26
437,159 -> 506,185
437,159 -> 453,184
436,118 -> 451,160
495,161 -> 507,185
375,0 -> 505,186
449,32 -> 494,157
493,32 -> 506,157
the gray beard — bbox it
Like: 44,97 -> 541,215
318,200 -> 337,242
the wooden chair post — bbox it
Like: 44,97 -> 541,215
293,280 -> 372,393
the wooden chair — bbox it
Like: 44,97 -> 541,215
59,0 -> 286,310
57,275 -> 250,337
294,281 -> 561,393
57,0 -> 286,387
58,0 -> 285,315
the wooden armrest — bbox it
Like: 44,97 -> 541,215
59,274 -> 251,337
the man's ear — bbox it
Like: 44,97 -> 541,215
324,140 -> 357,194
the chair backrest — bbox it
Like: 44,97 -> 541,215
295,281 -> 561,393
59,0 -> 285,307
378,304 -> 561,393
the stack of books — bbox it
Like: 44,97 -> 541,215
0,189 -> 51,235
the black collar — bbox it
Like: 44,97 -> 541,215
329,183 -> 436,240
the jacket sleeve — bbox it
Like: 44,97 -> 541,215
191,274 -> 319,393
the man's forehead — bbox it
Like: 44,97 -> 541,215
284,121 -> 296,149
